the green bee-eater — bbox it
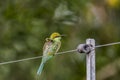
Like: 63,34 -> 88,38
37,32 -> 63,77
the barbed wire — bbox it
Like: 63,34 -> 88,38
0,41 -> 120,65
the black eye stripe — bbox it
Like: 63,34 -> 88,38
55,36 -> 60,38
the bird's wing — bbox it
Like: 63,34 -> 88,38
43,38 -> 53,56
55,41 -> 61,54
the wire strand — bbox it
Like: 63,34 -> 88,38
95,42 -> 120,48
0,56 -> 43,65
57,49 -> 77,55
0,41 -> 120,65
0,49 -> 77,65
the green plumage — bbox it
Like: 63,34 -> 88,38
37,56 -> 52,76
36,32 -> 62,78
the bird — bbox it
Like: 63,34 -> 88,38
36,32 -> 64,77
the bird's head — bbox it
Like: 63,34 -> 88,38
50,32 -> 64,40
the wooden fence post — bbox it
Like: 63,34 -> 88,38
86,39 -> 96,80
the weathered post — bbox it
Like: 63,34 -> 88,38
77,39 -> 96,80
86,39 -> 95,80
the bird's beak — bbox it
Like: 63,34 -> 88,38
60,34 -> 67,37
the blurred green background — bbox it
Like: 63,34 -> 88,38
0,0 -> 120,80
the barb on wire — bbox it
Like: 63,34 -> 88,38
0,49 -> 77,65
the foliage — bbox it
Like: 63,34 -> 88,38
0,0 -> 120,80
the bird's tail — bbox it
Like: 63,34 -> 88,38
37,62 -> 44,76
